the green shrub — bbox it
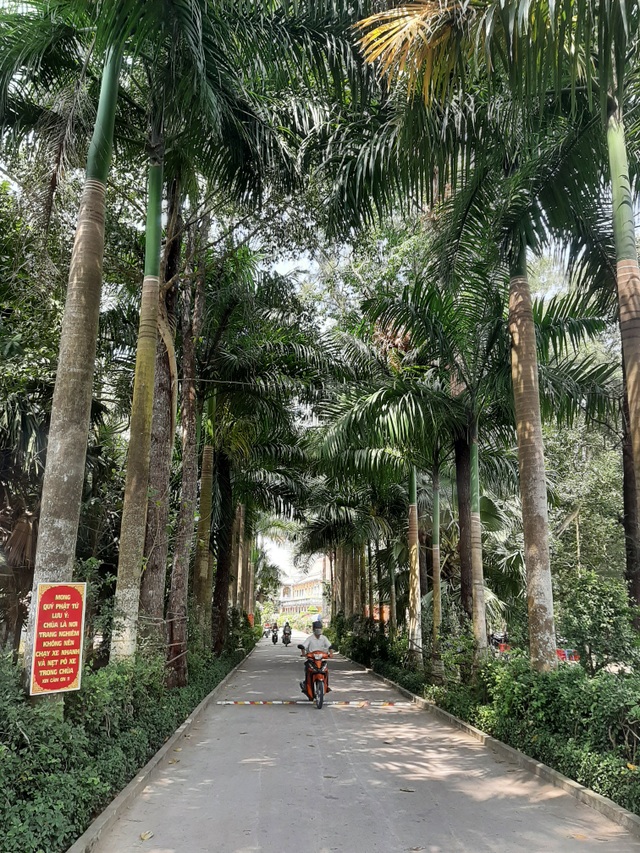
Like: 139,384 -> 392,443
556,571 -> 640,675
0,642 -> 252,853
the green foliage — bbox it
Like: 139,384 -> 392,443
556,570 -> 639,675
545,423 -> 625,580
225,607 -> 261,653
0,645 -> 251,853
376,649 -> 640,816
333,615 -> 387,664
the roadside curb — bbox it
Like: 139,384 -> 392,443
66,646 -> 256,853
368,667 -> 640,841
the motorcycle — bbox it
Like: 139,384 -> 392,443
298,644 -> 332,709
282,631 -> 291,647
271,629 -> 278,645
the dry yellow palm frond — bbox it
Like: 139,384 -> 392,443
356,1 -> 476,101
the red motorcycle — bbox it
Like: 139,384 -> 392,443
298,645 -> 332,709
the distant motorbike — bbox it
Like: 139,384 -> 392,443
282,631 -> 291,647
298,644 -> 332,709
271,628 -> 278,645
263,626 -> 271,638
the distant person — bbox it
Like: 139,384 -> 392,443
283,621 -> 292,639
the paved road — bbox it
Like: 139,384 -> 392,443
92,632 -> 640,853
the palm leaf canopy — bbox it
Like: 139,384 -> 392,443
357,0 -> 636,112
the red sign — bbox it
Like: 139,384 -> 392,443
29,582 -> 87,695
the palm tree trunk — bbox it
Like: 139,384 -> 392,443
338,546 -> 345,614
111,151 -> 163,661
354,544 -> 363,616
432,460 -> 444,682
408,466 -> 423,665
367,541 -> 374,619
247,540 -> 255,621
388,541 -> 397,640
622,366 -> 640,625
454,435 -> 473,620
212,452 -> 233,655
139,178 -> 183,643
419,527 -> 429,597
193,442 -> 214,646
236,506 -> 246,609
329,549 -> 336,621
469,422 -> 487,655
376,540 -> 384,634
24,46 -> 122,686
609,109 -> 640,540
166,228 -> 203,687
509,239 -> 556,671
229,506 -> 241,608
241,530 -> 250,613
344,545 -> 354,618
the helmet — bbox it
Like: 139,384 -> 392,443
312,620 -> 322,637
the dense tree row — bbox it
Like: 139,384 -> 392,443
0,0 -> 638,701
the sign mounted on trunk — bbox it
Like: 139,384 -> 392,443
29,582 -> 87,695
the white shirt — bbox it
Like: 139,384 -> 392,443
303,633 -> 332,653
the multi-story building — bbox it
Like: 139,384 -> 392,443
278,554 -> 328,619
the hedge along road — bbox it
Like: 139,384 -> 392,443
90,632 -> 640,853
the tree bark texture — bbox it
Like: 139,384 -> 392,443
229,506 -> 241,609
212,452 -> 233,655
431,463 -> 443,681
246,541 -> 255,619
388,542 -> 397,640
139,337 -> 173,639
376,540 -> 384,634
139,179 -> 183,642
367,541 -> 374,619
609,113 -> 640,551
23,49 -> 123,683
408,467 -> 423,664
469,429 -> 487,654
418,526 -> 429,597
344,546 -> 354,618
240,531 -> 250,613
622,368 -> 640,624
111,158 -> 163,662
454,436 -> 473,621
509,260 -> 557,671
353,545 -> 363,616
166,229 -> 203,687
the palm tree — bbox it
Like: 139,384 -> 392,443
107,0 -> 379,663
356,0 -> 640,667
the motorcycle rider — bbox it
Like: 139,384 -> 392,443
282,621 -> 292,641
299,620 -> 332,696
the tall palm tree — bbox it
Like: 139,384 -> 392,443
109,0 -> 379,662
356,0 -> 640,666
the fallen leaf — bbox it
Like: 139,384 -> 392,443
168,759 -> 180,765
140,831 -> 154,841
383,740 -> 394,744
569,835 -> 588,841
627,763 -> 638,771
400,788 -> 415,793
173,747 -> 182,752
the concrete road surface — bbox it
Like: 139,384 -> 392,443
91,632 -> 640,853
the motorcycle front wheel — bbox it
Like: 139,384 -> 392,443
314,679 -> 324,709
